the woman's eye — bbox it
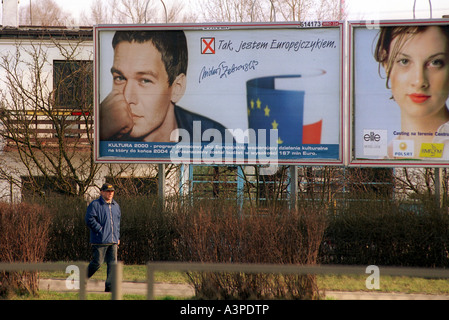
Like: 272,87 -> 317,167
429,59 -> 445,68
397,58 -> 409,66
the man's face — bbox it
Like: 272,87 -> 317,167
111,41 -> 177,141
101,190 -> 114,202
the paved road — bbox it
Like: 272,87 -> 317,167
39,279 -> 449,300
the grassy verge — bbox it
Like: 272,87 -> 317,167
318,274 -> 449,295
32,264 -> 449,299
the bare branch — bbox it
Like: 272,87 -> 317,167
0,37 -> 97,197
20,0 -> 74,26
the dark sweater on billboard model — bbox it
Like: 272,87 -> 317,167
174,104 -> 232,143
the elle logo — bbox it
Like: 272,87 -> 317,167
364,132 -> 381,142
363,130 -> 388,157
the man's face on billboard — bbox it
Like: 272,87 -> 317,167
110,40 -> 184,141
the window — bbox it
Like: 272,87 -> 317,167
190,166 -> 239,198
21,175 -> 77,198
53,60 -> 93,109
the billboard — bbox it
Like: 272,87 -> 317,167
94,22 -> 344,165
349,19 -> 449,167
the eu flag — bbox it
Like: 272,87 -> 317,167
247,75 -> 321,146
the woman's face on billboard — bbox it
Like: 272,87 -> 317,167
389,26 -> 449,120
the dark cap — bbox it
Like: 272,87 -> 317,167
100,183 -> 115,191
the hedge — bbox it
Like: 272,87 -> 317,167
20,194 -> 449,268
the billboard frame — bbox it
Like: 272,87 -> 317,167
348,19 -> 449,168
93,21 -> 345,166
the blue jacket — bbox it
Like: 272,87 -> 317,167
85,196 -> 121,244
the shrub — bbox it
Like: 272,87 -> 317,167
43,196 -> 91,261
117,195 -> 178,264
321,196 -> 449,267
0,202 -> 51,297
174,200 -> 327,299
41,194 -> 179,264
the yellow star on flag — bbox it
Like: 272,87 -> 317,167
256,98 -> 262,109
264,105 -> 270,117
271,120 -> 278,129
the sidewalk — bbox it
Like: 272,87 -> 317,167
39,278 -> 449,300
39,278 -> 194,298
324,290 -> 449,300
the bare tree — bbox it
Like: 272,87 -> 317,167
80,0 -> 196,25
199,0 -> 346,23
393,168 -> 447,206
80,0 -> 115,25
19,0 -> 75,26
113,0 -> 153,23
0,33 -> 98,198
199,0 -> 272,22
276,0 -> 347,21
314,0 -> 348,20
276,0 -> 314,21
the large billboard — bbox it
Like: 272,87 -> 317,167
349,19 -> 449,167
94,22 -> 344,165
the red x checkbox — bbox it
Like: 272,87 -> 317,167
201,38 -> 215,54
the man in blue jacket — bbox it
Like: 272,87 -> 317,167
85,183 -> 121,292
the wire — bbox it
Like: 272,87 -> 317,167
413,0 -> 433,19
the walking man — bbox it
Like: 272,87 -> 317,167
85,183 -> 121,292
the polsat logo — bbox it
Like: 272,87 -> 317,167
393,140 -> 414,158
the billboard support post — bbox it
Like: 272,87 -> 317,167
158,164 -> 165,206
289,165 -> 298,210
435,168 -> 443,208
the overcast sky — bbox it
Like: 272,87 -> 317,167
347,0 -> 448,19
16,0 -> 449,24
